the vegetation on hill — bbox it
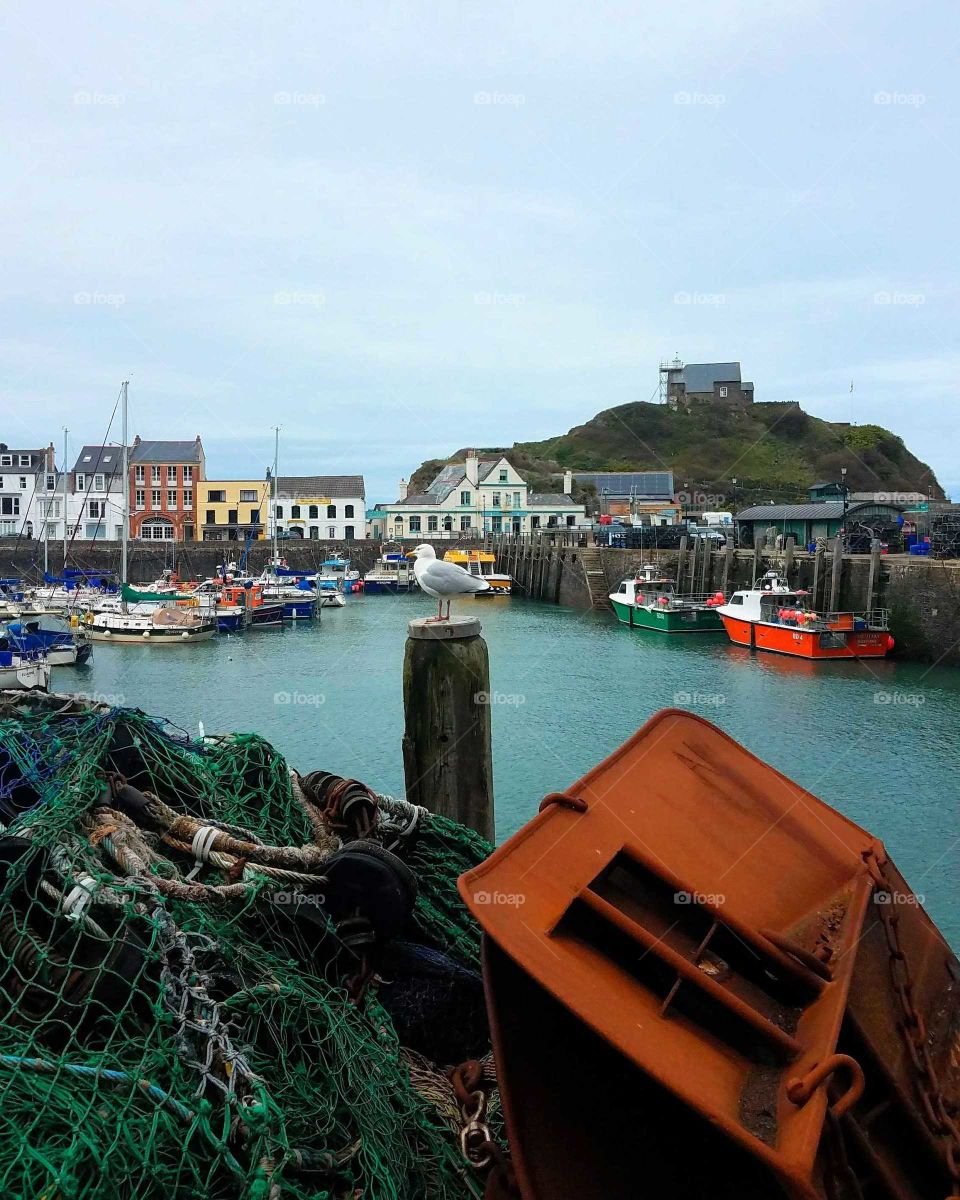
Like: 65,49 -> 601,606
409,400 -> 943,509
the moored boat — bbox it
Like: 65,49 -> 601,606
4,618 -> 92,665
0,644 -> 51,689
717,570 -> 894,659
608,563 -> 724,632
363,543 -> 418,594
442,548 -> 512,594
82,604 -> 218,644
219,582 -> 285,627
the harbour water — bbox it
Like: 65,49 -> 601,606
68,592 -> 960,945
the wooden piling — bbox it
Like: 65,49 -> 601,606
812,544 -> 824,611
721,542 -> 734,595
676,536 -> 688,588
866,539 -> 881,612
402,617 -> 494,841
784,536 -> 795,582
829,536 -> 843,613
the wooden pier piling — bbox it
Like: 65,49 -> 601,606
829,536 -> 843,612
401,616 -> 494,841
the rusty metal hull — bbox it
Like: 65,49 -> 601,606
460,709 -> 960,1200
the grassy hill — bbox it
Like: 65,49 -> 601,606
409,400 -> 943,508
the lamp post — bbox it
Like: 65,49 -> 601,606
840,467 -> 848,551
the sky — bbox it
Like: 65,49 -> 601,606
1,1 -> 958,502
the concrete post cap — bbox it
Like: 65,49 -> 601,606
407,616 -> 482,640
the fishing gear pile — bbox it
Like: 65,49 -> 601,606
0,691 -> 496,1199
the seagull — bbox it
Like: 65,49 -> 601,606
408,544 -> 491,620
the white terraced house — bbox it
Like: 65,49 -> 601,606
68,444 -> 126,540
0,444 -> 56,539
372,452 -> 586,540
270,475 -> 366,542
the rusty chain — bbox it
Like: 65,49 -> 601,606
864,849 -> 960,1200
449,1057 -> 520,1197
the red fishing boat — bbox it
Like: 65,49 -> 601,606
717,571 -> 894,660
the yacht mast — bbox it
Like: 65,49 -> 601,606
121,381 -> 129,586
272,425 -> 280,560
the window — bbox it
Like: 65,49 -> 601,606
499,469 -> 508,482
460,491 -> 471,505
719,386 -> 728,397
309,526 -> 319,540
729,594 -> 744,606
151,466 -> 161,484
141,519 -> 174,540
239,489 -> 257,502
443,515 -> 453,531
492,492 -> 501,507
183,466 -> 193,483
531,515 -> 540,529
566,515 -> 576,526
0,455 -> 10,466
45,474 -> 55,491
135,465 -> 145,484
19,455 -> 30,467
345,525 -> 354,539
291,505 -> 301,519
18,477 -> 26,489
76,474 -> 86,491
427,515 -> 438,532
135,490 -> 145,510
513,492 -> 521,507
275,504 -> 283,518
308,505 -> 318,519
326,504 -> 336,518
206,510 -> 216,525
82,454 -> 92,463
344,504 -> 354,518
460,516 -> 471,530
207,489 -> 226,503
102,453 -> 112,464
88,500 -> 104,518
409,516 -> 421,532
167,467 -> 177,485
183,489 -> 193,507
151,489 -> 161,509
327,525 -> 336,538
227,509 -> 238,524
250,509 -> 259,524
491,516 -> 502,532
0,497 -> 20,516
167,490 -> 177,508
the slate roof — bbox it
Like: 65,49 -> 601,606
679,362 -> 742,393
273,475 -> 365,499
529,492 -> 577,506
72,445 -> 124,476
736,501 -> 905,521
571,471 -> 674,498
131,439 -> 203,464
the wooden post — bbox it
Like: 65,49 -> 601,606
812,544 -> 824,611
721,542 -> 734,595
829,536 -> 843,613
676,536 -> 688,588
784,536 -> 795,582
402,617 -> 494,841
866,538 -> 881,613
751,541 -> 761,585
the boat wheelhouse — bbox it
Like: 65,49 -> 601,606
318,555 -> 362,594
363,543 -> 418,594
608,562 -> 724,633
717,571 -> 894,659
442,549 -> 512,595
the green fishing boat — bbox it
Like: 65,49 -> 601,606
608,563 -> 725,633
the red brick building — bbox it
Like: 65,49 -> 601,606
128,436 -> 205,541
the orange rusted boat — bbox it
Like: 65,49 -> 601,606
460,709 -> 960,1200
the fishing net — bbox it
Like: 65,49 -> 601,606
0,691 -> 496,1199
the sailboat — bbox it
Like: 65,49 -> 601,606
81,382 -> 218,645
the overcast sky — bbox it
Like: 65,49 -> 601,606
1,1 -> 957,501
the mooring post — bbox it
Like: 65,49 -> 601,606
866,538 -> 881,613
402,617 -> 494,841
721,542 -> 734,595
829,535 -> 843,613
812,543 -> 824,610
751,541 -> 761,584
676,536 -> 688,587
784,536 -> 795,582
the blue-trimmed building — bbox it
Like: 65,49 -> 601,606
370,452 -> 586,539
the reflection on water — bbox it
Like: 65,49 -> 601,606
65,591 -> 960,945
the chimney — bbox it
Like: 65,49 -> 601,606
398,477 -> 408,501
465,451 -> 479,486
563,469 -> 573,494
133,435 -> 141,447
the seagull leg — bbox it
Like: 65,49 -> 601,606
445,599 -> 451,620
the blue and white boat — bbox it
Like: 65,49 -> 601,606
363,544 -> 418,594
4,618 -> 92,666
256,560 -> 319,620
0,643 -> 52,690
319,555 -> 361,595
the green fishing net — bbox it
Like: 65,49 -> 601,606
0,692 -> 494,1199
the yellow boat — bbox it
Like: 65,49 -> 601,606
442,548 -> 512,594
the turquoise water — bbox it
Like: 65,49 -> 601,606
65,592 -> 960,944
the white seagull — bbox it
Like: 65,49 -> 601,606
408,544 -> 491,620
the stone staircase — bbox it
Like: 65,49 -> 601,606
578,548 -> 612,611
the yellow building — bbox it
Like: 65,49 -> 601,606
199,480 -> 272,541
